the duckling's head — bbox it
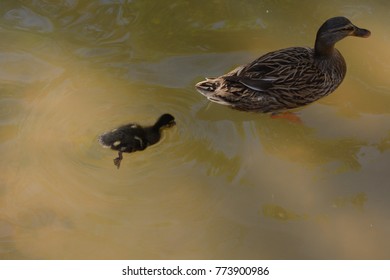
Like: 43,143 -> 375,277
154,113 -> 176,130
315,17 -> 370,57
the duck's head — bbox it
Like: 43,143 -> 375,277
315,17 -> 371,57
154,113 -> 176,130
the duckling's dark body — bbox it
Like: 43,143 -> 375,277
99,114 -> 175,169
195,17 -> 370,113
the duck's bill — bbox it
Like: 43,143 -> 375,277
353,27 -> 371,38
167,120 -> 176,127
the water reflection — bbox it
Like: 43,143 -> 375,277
262,204 -> 303,221
196,104 -> 364,172
0,0 -> 389,259
262,192 -> 367,222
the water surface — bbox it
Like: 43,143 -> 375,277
0,0 -> 389,259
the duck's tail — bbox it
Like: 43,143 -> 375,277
195,78 -> 234,106
98,131 -> 118,147
195,78 -> 220,96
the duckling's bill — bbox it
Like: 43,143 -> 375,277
165,119 -> 176,127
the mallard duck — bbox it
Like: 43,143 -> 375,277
99,114 -> 175,169
195,17 -> 370,113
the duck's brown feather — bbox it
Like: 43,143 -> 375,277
196,46 -> 346,113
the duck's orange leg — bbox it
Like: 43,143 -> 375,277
270,112 -> 302,124
113,151 -> 123,169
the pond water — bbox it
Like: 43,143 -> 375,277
0,0 -> 389,259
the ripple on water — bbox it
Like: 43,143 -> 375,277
0,87 -> 27,159
0,0 -> 388,259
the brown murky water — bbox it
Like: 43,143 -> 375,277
0,0 -> 389,259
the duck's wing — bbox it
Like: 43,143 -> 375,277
128,133 -> 148,151
99,124 -> 140,148
226,47 -> 318,92
99,130 -> 121,147
224,74 -> 274,91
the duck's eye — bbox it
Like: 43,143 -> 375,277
341,26 -> 354,32
332,26 -> 353,33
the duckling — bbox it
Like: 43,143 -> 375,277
99,114 -> 175,169
195,17 -> 370,113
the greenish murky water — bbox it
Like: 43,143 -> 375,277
0,0 -> 389,259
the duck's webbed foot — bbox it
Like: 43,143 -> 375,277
113,151 -> 123,169
271,112 -> 302,124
